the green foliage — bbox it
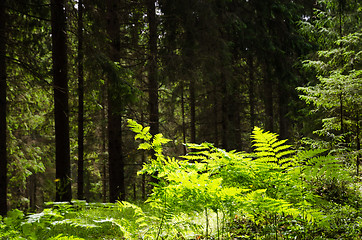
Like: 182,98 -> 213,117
297,0 -> 362,177
1,121 -> 359,239
128,120 -> 361,238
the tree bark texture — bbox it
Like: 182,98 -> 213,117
147,0 -> 159,137
51,0 -> 72,202
106,0 -> 125,202
248,56 -> 255,132
77,0 -> 84,200
190,77 -> 196,143
263,64 -> 274,132
277,74 -> 289,139
0,0 -> 8,216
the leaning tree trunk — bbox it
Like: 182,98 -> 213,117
106,0 -> 125,202
51,0 -> 72,202
0,0 -> 8,216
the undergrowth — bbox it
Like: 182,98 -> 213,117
0,121 -> 360,239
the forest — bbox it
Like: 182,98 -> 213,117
0,0 -> 361,239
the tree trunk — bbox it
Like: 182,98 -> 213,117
221,78 -> 228,150
77,0 -> 84,200
101,89 -> 107,202
51,0 -> 72,202
181,79 -> 187,154
278,77 -> 288,139
190,77 -> 196,143
147,0 -> 159,137
0,0 -> 8,216
213,83 -> 219,147
263,64 -> 274,132
106,0 -> 125,202
248,56 -> 255,132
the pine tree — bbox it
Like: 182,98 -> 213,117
51,0 -> 72,202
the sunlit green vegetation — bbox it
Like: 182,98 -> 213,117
1,121 -> 361,239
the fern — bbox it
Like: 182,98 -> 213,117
128,121 -> 357,237
251,127 -> 295,168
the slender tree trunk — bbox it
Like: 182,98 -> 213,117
0,0 -> 8,216
190,77 -> 196,143
263,64 -> 274,132
28,174 -> 37,211
51,0 -> 72,202
213,83 -> 219,147
221,78 -> 228,150
147,0 -> 159,137
229,78 -> 241,150
77,0 -> 84,200
248,56 -> 255,132
181,79 -> 187,154
278,78 -> 288,139
106,0 -> 125,202
101,89 -> 107,202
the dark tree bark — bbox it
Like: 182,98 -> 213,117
221,78 -> 228,150
106,0 -> 125,202
181,79 -> 187,154
248,56 -> 256,132
263,64 -> 274,132
51,0 -> 72,202
77,0 -> 84,200
101,89 -> 107,202
213,83 -> 219,147
0,0 -> 8,216
277,68 -> 289,139
147,0 -> 159,137
278,82 -> 288,139
190,77 -> 196,143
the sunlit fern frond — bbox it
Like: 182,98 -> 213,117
251,127 -> 295,168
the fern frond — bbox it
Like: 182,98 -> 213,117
297,149 -> 327,162
302,154 -> 348,180
251,127 -> 295,167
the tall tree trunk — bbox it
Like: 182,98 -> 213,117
277,77 -> 288,139
101,89 -> 107,202
77,0 -> 84,200
0,0 -> 8,216
248,56 -> 255,132
190,77 -> 196,143
213,83 -> 219,147
106,0 -> 125,202
51,0 -> 72,202
263,64 -> 274,132
147,0 -> 159,137
221,77 -> 228,150
181,79 -> 187,154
